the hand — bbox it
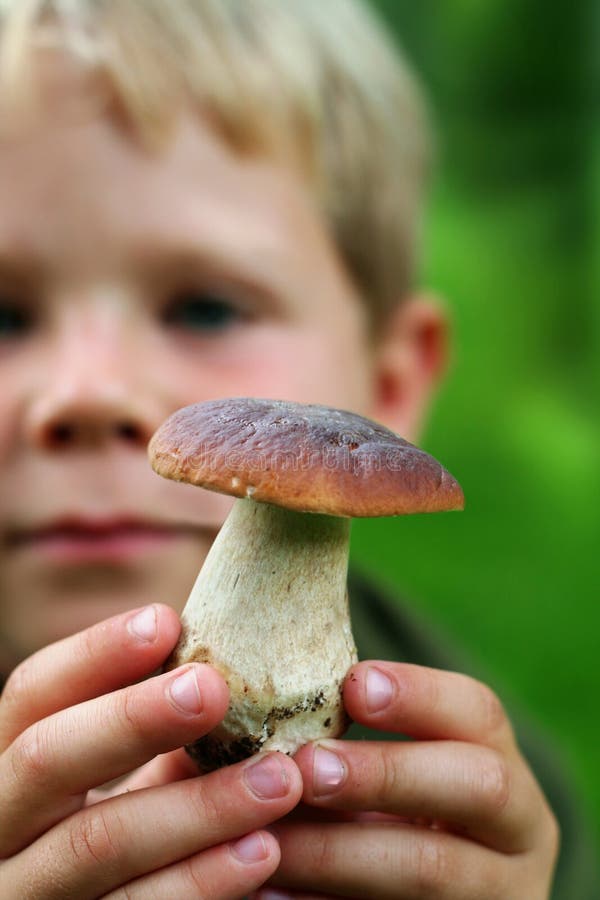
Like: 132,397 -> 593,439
0,605 -> 302,898
252,661 -> 559,900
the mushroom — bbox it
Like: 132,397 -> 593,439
148,398 -> 463,771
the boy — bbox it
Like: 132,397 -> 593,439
0,1 -> 588,896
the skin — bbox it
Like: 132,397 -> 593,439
0,61 -> 558,898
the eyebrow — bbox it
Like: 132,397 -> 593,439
128,238 -> 296,315
0,250 -> 46,287
0,224 -> 302,317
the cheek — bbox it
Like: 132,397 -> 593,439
0,408 -> 15,461
251,331 -> 373,412
154,326 -> 373,412
0,350 -> 43,476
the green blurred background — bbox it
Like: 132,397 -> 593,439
352,0 -> 600,844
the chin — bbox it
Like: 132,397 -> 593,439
0,543 -> 211,662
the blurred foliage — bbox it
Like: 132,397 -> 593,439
353,0 -> 600,841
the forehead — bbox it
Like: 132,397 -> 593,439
0,57 -> 331,282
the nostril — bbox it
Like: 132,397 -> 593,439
116,422 -> 143,443
50,423 -> 75,445
41,420 -> 144,448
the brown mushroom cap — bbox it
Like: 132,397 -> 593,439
148,398 -> 464,517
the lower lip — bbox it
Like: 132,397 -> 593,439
15,529 -> 187,564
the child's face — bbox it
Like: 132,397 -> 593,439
0,62 -> 438,668
0,65 -> 379,665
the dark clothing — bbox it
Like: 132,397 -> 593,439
348,573 -> 600,900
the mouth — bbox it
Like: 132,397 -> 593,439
5,516 -> 204,564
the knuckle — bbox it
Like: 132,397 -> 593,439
477,750 -> 511,818
108,885 -> 136,900
412,835 -> 449,897
181,855 -> 212,898
10,721 -> 52,786
309,829 -> 336,874
115,686 -> 145,739
374,745 -> 403,807
187,781 -> 222,829
119,888 -> 135,900
2,657 -> 37,711
76,625 -> 97,667
418,666 -> 441,715
68,806 -> 122,870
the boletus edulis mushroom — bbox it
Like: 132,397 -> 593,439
148,398 -> 463,772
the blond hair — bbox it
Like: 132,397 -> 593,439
0,0 -> 431,327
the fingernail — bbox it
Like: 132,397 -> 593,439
366,666 -> 393,712
128,605 -> 157,643
313,743 -> 346,796
230,831 -> 269,863
168,667 -> 203,715
244,753 -> 289,799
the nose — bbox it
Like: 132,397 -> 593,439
25,318 -> 161,452
28,385 -> 154,451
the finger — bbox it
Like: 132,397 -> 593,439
0,603 -> 181,750
269,821 -> 512,899
0,662 -> 229,855
104,831 -> 281,900
295,739 -> 541,853
5,753 -> 302,899
344,662 -> 515,750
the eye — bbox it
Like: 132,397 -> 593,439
163,291 -> 243,334
0,299 -> 31,339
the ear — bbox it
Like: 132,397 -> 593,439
367,294 -> 449,443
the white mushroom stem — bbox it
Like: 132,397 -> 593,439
170,497 -> 357,770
